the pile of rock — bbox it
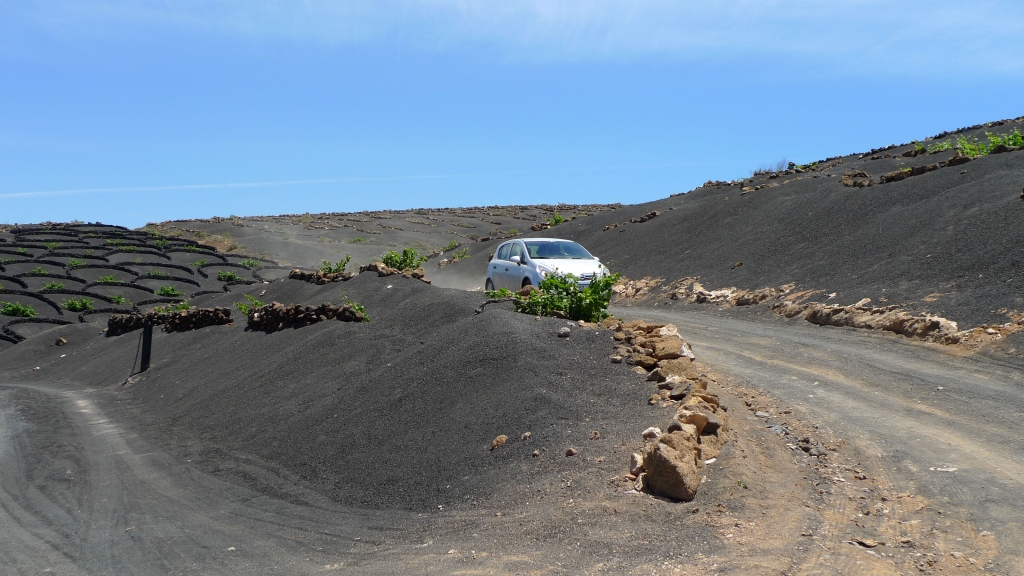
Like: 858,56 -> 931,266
840,170 -> 874,188
358,262 -> 431,283
107,307 -> 234,336
246,302 -> 365,332
772,300 -> 962,344
629,211 -> 659,224
288,268 -> 354,284
611,320 -> 727,502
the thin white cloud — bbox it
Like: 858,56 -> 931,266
0,160 -> 734,200
3,1 -> 1023,73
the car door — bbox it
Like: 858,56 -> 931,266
490,242 -> 512,289
507,241 -> 526,288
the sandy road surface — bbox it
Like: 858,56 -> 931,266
615,305 -> 1024,571
0,382 -> 414,575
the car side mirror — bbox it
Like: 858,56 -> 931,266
510,256 -> 521,264
594,256 -> 600,261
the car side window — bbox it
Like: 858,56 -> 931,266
496,243 -> 511,261
509,242 -> 524,260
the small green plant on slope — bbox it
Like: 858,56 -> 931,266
63,297 -> 94,312
153,238 -> 169,248
147,270 -> 170,278
927,140 -> 953,153
189,259 -> 207,267
29,267 -> 48,275
545,213 -> 567,226
507,228 -> 519,236
109,294 -> 130,305
153,301 -> 190,313
349,237 -> 367,244
217,270 -> 243,282
84,250 -> 94,256
42,241 -> 63,251
381,248 -> 427,271
338,290 -> 370,322
452,248 -> 470,261
106,238 -> 123,245
319,255 -> 351,275
234,293 -> 264,315
67,259 -> 85,269
120,245 -> 138,252
17,247 -> 27,254
1,301 -> 36,317
40,281 -> 65,291
157,285 -> 184,297
443,240 -> 459,251
506,272 -> 621,323
186,245 -> 199,252
240,258 -> 262,268
98,275 -> 121,283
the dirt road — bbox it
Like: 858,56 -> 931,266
614,305 -> 1024,572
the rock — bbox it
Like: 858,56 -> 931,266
518,285 -> 538,297
656,324 -> 679,338
609,355 -> 623,363
947,153 -> 973,167
985,327 -> 998,335
55,336 -> 67,346
520,431 -> 531,440
641,426 -> 662,440
642,434 -> 700,501
565,448 -> 578,457
675,410 -> 709,435
629,452 -> 644,476
491,435 -> 508,450
650,338 -> 685,360
590,430 -> 601,440
754,411 -> 771,418
656,357 -> 700,379
557,327 -> 571,338
532,450 -> 540,457
668,382 -> 692,401
633,355 -> 658,371
646,368 -> 667,382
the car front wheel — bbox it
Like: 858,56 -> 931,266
485,278 -> 495,291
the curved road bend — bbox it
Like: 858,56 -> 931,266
613,306 -> 1024,562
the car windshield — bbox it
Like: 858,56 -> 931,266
525,241 -> 593,260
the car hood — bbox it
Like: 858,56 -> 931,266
534,259 -> 605,277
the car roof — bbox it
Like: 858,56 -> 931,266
516,238 -> 573,242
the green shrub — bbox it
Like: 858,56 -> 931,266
63,297 -> 94,312
157,285 -> 184,297
67,259 -> 85,269
121,245 -> 138,252
509,272 -> 620,323
109,294 -> 130,305
927,140 -> 952,153
16,247 -> 27,254
0,301 -> 36,317
147,270 -> 170,278
217,270 -> 243,282
319,255 -> 351,274
545,213 -> 567,226
98,275 -> 120,283
381,248 -> 427,270
443,240 -> 459,251
186,245 -> 198,252
234,293 -> 264,315
452,248 -> 470,261
84,250 -> 94,256
240,258 -> 262,268
508,228 -> 519,235
153,238 -> 168,248
40,281 -> 64,291
106,238 -> 122,245
349,237 -> 367,243
29,267 -> 48,275
189,259 -> 207,267
42,241 -> 62,251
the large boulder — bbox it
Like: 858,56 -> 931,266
642,431 -> 701,501
657,357 -> 700,380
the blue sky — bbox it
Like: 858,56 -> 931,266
3,1 -> 1023,228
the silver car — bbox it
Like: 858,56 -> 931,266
485,238 -> 609,291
